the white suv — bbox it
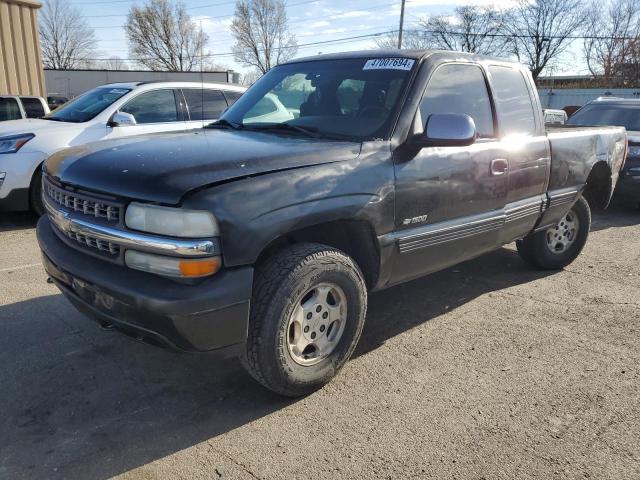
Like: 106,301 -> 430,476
0,81 -> 245,214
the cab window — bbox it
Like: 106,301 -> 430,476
120,89 -> 179,124
419,64 -> 495,138
0,97 -> 22,121
182,89 -> 227,121
20,98 -> 46,118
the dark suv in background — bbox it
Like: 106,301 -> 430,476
568,97 -> 640,207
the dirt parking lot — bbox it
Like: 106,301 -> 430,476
1,204 -> 639,480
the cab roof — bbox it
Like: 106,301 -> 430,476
283,49 -> 520,66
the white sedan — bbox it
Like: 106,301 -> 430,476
0,81 -> 245,214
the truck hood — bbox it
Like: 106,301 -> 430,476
44,129 -> 362,204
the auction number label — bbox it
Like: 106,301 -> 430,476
363,58 -> 415,71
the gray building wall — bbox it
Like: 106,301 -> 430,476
538,88 -> 640,109
44,69 -> 241,98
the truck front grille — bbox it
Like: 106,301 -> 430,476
44,178 -> 122,223
64,230 -> 121,256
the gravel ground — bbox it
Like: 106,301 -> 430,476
1,204 -> 639,480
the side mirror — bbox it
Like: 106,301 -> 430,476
108,111 -> 137,127
410,113 -> 476,148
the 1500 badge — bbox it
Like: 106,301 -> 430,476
402,215 -> 429,225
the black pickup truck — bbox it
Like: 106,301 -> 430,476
37,50 -> 627,396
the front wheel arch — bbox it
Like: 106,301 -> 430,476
29,163 -> 45,215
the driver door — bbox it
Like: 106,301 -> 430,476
391,62 -> 509,285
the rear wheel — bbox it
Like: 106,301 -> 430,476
242,243 -> 367,397
516,196 -> 591,270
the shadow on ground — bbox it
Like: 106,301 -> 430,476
0,245 -> 554,479
0,211 -> 38,232
590,199 -> 640,232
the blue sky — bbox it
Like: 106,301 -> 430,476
71,0 -> 585,75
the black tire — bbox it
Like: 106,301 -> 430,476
242,243 -> 367,397
516,196 -> 591,270
29,168 -> 45,216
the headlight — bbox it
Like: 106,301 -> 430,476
125,203 -> 219,238
628,145 -> 640,158
125,250 -> 221,278
0,133 -> 35,154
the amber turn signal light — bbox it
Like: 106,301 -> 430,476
179,257 -> 222,277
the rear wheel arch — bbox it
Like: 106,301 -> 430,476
582,161 -> 612,210
254,219 -> 381,290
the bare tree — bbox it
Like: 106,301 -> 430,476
39,0 -> 97,69
583,0 -> 640,85
504,0 -> 587,79
125,0 -> 209,71
420,6 -> 511,56
102,57 -> 130,71
231,0 -> 298,74
374,30 -> 432,50
241,69 -> 263,86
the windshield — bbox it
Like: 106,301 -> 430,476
45,87 -> 131,123
218,58 -> 417,140
567,104 -> 640,131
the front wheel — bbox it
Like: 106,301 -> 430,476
516,196 -> 591,270
29,169 -> 45,216
242,243 -> 367,397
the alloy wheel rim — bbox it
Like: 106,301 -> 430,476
286,282 -> 347,366
546,209 -> 580,254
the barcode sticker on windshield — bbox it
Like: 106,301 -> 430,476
363,58 -> 415,71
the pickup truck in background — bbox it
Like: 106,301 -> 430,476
37,51 -> 627,397
0,95 -> 50,121
0,81 -> 245,214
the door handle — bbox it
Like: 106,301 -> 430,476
491,158 -> 508,176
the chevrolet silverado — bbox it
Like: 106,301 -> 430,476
37,51 -> 627,396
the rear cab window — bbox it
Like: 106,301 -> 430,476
20,97 -> 46,118
488,66 -> 537,136
0,97 -> 22,121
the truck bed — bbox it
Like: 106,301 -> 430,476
537,124 -> 627,228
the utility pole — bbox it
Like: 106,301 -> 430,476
397,0 -> 406,49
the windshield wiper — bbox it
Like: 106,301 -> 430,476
243,123 -> 321,138
206,118 -> 242,130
